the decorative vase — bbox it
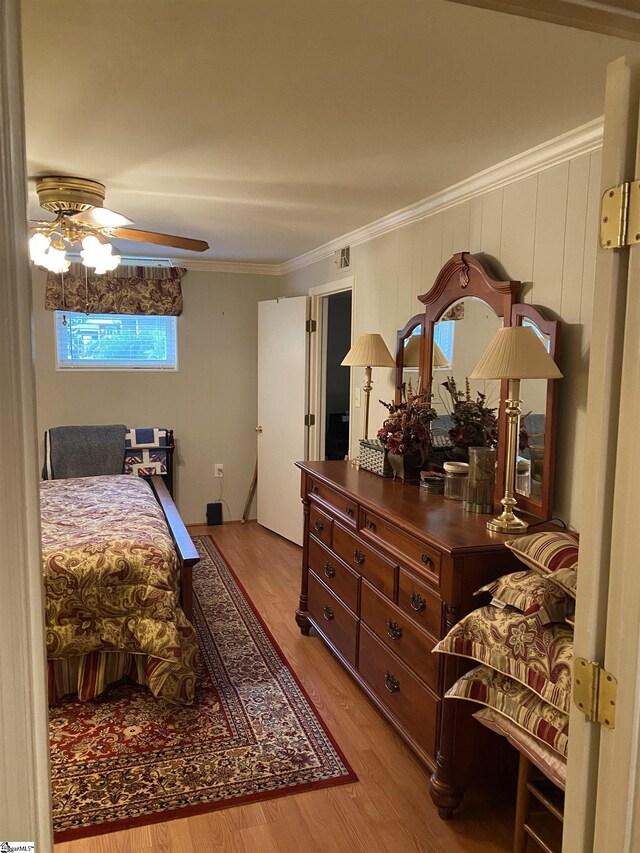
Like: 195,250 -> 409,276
387,446 -> 426,484
463,446 -> 496,513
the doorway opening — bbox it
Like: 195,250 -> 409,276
323,290 -> 353,459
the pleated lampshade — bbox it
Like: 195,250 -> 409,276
432,341 -> 448,368
403,335 -> 421,367
341,333 -> 395,368
470,326 -> 563,380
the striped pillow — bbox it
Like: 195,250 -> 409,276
475,570 -> 574,624
473,707 -> 566,789
505,531 -> 578,576
433,604 -> 573,712
447,664 -> 569,758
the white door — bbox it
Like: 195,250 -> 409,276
257,296 -> 309,546
564,56 -> 640,852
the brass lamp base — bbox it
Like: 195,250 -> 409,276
486,512 -> 529,534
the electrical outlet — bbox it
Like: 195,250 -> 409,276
354,388 -> 361,408
214,463 -> 224,478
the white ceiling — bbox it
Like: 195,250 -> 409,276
21,0 -> 640,265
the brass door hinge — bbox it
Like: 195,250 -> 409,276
573,657 -> 617,729
304,413 -> 315,427
600,180 -> 640,249
306,319 -> 317,333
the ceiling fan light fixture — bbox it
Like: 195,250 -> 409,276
29,175 -> 209,272
45,246 -> 71,274
81,234 -> 120,273
29,231 -> 51,262
29,231 -> 71,273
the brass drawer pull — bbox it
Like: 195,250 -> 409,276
386,619 -> 403,641
345,506 -> 354,518
323,605 -> 334,621
421,554 -> 432,566
385,672 -> 400,693
354,548 -> 365,565
324,562 -> 336,579
366,519 -> 375,530
311,485 -> 319,494
314,519 -> 325,532
410,592 -> 426,612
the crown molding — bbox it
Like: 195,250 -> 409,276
280,116 -> 604,276
171,258 -> 282,275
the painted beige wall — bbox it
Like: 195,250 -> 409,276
32,268 -> 279,524
280,151 -> 603,527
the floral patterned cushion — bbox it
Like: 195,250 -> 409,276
433,604 -> 573,712
505,531 -> 578,574
447,664 -> 569,758
473,707 -> 566,789
475,570 -> 574,625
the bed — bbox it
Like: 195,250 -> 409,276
42,474 -> 199,705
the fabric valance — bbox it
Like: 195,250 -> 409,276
44,264 -> 186,316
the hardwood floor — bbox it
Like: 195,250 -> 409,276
54,521 -> 516,853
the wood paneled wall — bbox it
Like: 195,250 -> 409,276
280,150 -> 603,527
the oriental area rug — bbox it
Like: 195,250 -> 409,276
49,535 -> 356,841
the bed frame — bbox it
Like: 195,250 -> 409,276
149,475 -> 199,620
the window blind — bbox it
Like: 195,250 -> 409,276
55,311 -> 178,370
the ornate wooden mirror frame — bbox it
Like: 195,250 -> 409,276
395,252 -> 561,521
396,313 -> 425,399
418,253 -> 519,511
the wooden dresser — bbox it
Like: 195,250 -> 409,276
295,460 -> 527,817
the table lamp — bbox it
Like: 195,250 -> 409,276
470,325 -> 562,533
342,333 -> 395,440
403,337 -> 446,369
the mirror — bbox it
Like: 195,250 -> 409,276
400,253 -> 560,521
511,304 -> 560,521
415,254 -> 519,490
431,296 -> 502,419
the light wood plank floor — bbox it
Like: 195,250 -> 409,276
55,521 -> 516,853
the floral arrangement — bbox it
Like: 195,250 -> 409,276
441,377 -> 498,452
377,386 -> 438,456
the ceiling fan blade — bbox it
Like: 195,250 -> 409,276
111,227 -> 209,253
70,207 -> 133,228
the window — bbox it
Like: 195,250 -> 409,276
55,311 -> 178,370
434,320 -> 454,367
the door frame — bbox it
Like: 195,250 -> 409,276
564,56 -> 640,852
0,0 -> 53,847
308,276 -> 355,461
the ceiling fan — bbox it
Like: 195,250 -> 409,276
29,176 -> 209,274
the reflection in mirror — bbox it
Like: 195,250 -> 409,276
432,297 -> 502,417
402,325 -> 421,394
516,321 -> 551,499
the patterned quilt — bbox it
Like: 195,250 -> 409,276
41,475 -> 197,704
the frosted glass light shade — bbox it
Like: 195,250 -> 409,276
470,326 -> 563,380
341,333 -> 395,368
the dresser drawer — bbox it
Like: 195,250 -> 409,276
308,477 -> 357,526
360,581 -> 439,692
360,509 -> 440,582
308,536 -> 359,614
333,522 -> 396,600
397,567 -> 442,637
358,624 -> 438,760
308,572 -> 358,667
309,503 -> 333,547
